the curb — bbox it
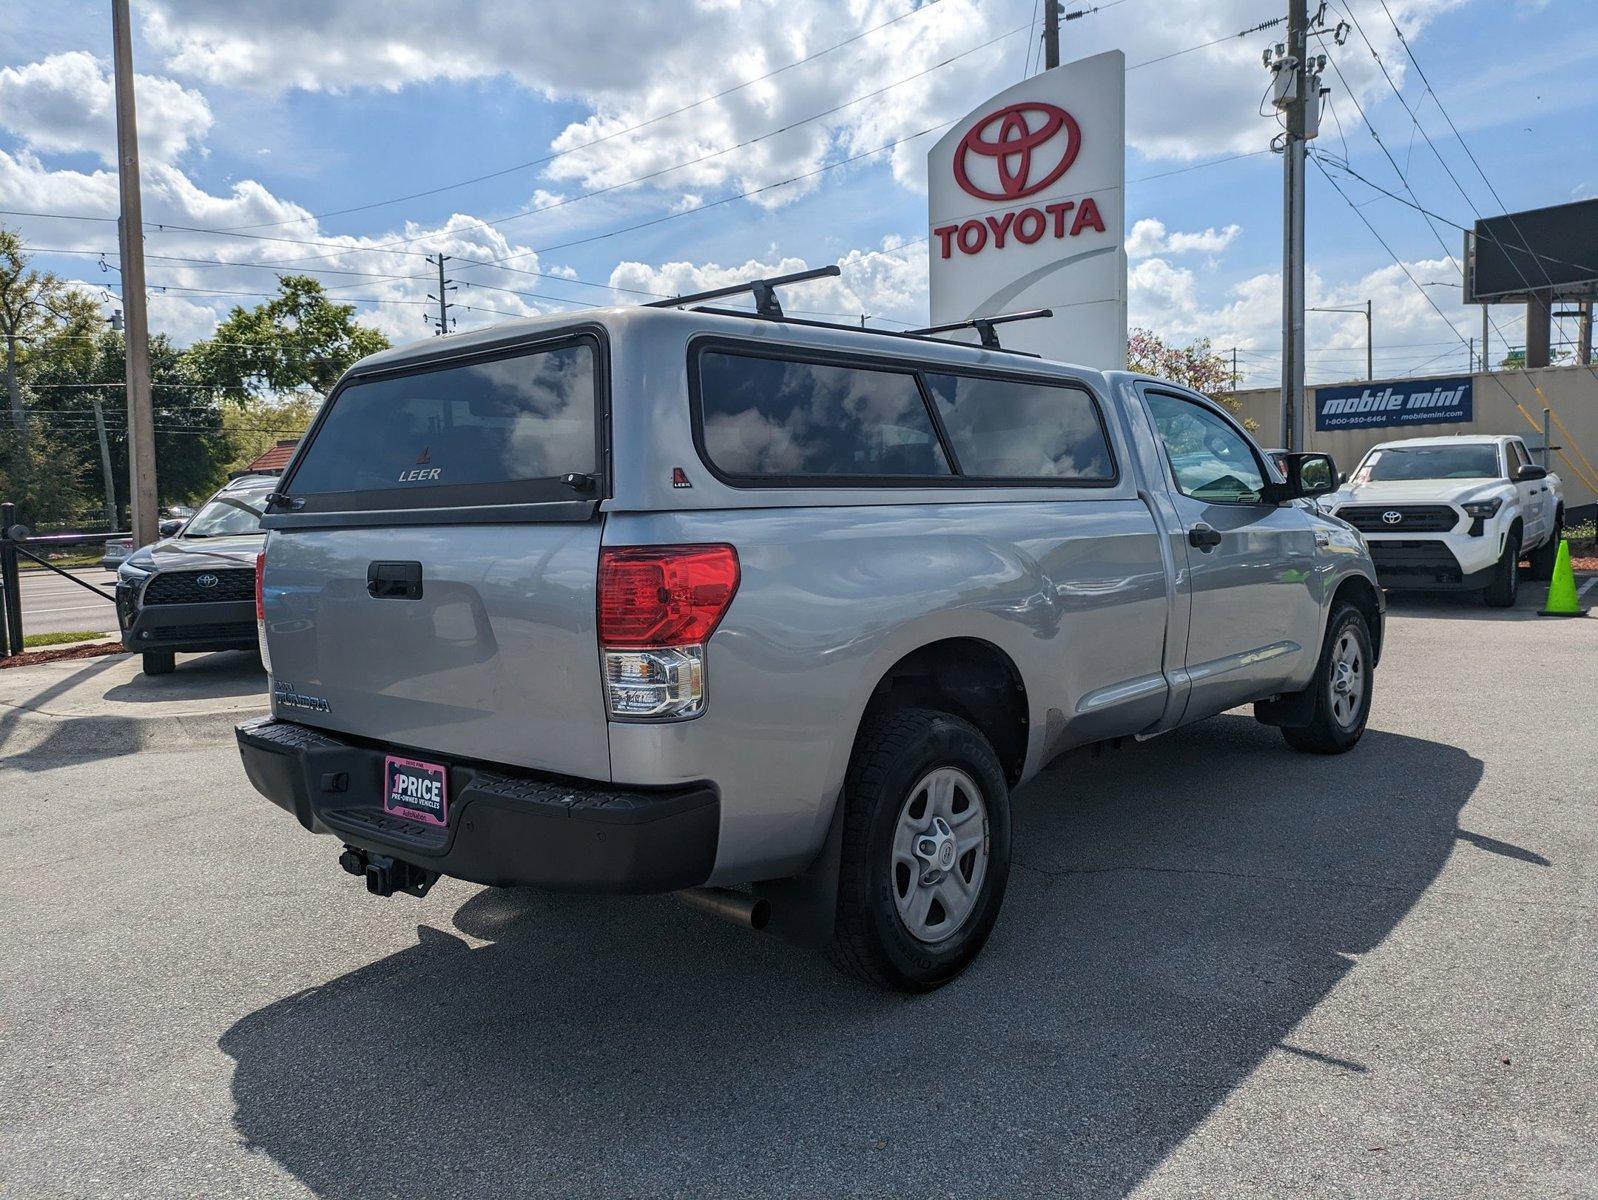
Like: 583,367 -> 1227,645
0,704 -> 260,758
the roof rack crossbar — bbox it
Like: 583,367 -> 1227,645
905,308 -> 1054,350
644,264 -> 842,319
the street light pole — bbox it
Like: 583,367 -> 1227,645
1307,301 -> 1374,381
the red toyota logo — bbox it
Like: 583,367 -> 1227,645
953,102 -> 1082,202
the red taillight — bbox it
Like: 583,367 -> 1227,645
598,544 -> 739,648
254,551 -> 266,621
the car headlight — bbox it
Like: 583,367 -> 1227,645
1462,498 -> 1503,518
117,560 -> 152,584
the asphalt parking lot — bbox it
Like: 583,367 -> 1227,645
3,591 -> 1594,1199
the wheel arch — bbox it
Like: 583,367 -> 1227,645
1330,572 -> 1384,667
854,637 -> 1030,786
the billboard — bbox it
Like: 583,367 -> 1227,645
1314,376 -> 1473,432
1464,198 -> 1598,303
927,50 -> 1126,369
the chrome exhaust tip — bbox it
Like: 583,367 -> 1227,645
676,886 -> 771,931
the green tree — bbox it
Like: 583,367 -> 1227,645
0,419 -> 92,529
222,392 -> 321,474
0,227 -> 98,441
186,275 -> 388,403
26,331 -> 230,522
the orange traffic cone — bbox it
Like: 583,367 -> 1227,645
1539,539 -> 1587,617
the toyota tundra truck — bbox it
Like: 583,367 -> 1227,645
235,270 -> 1383,991
1324,434 -> 1564,606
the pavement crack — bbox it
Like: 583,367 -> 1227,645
1010,858 -> 1596,910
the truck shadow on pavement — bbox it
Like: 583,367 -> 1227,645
219,715 -> 1483,1199
1382,586 -> 1561,622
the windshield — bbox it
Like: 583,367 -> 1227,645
287,339 -> 598,500
182,486 -> 271,537
1353,444 -> 1501,483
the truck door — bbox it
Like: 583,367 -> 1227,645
1508,439 -> 1547,545
1137,387 -> 1321,723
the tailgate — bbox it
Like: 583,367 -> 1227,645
262,522 -> 609,780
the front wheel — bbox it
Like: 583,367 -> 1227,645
1281,603 -> 1373,755
829,708 -> 1012,992
141,650 -> 176,676
1483,530 -> 1521,607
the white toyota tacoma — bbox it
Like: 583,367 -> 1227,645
1324,434 -> 1564,606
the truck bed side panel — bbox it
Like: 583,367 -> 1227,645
603,500 -> 1169,884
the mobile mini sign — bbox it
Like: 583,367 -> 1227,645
1314,376 -> 1474,432
927,51 -> 1126,369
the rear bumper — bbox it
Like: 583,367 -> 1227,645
118,586 -> 255,652
235,717 -> 719,893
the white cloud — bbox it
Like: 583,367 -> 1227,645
1126,218 -> 1240,259
1128,249 -> 1487,386
0,52 -> 212,165
0,146 -> 581,348
130,0 -> 1466,218
609,238 -> 927,326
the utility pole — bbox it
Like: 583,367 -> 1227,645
426,254 -> 455,336
112,0 -> 157,548
1269,0 -> 1314,450
1480,304 -> 1490,372
1044,1 -> 1061,69
1579,301 -> 1592,366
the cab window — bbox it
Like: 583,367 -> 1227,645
1145,392 -> 1266,504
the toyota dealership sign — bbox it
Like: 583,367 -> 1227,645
927,50 -> 1126,369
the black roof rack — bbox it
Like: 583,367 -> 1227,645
905,309 -> 1054,350
644,265 -> 841,319
641,265 -> 1050,358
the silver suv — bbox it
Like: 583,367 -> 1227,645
236,271 -> 1382,991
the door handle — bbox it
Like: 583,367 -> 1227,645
1188,524 -> 1224,551
367,560 -> 423,600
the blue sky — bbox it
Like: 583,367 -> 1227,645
1,0 -> 1592,386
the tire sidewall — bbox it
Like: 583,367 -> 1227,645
859,715 -> 1011,987
1487,530 -> 1521,605
1321,606 -> 1373,744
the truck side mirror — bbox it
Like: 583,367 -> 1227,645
1516,464 -> 1548,481
1278,452 -> 1338,499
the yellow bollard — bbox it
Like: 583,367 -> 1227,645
1538,540 -> 1587,617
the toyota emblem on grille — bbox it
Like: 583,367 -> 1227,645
196,572 -> 220,588
1381,511 -> 1403,525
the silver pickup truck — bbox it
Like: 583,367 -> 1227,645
236,271 -> 1383,991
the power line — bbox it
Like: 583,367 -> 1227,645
1335,2 -> 1578,350
1312,154 -> 1598,490
1127,15 -> 1284,69
5,15 -> 1266,290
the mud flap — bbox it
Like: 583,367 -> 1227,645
1254,686 -> 1317,729
751,793 -> 845,949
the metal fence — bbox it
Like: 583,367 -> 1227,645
0,500 -> 124,658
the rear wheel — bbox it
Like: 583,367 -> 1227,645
1525,514 -> 1562,582
141,650 -> 176,676
1282,603 -> 1373,755
1483,529 -> 1521,607
829,708 -> 1011,992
